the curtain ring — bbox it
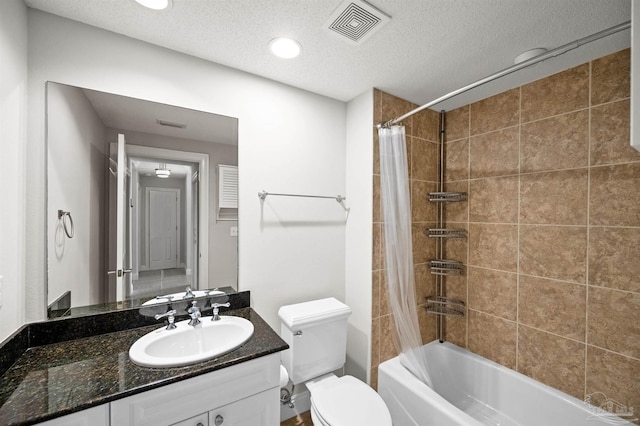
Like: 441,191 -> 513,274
58,210 -> 74,239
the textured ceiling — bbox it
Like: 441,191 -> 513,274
26,0 -> 631,110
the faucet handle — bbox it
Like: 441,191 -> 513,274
210,302 -> 231,321
188,300 -> 202,327
154,294 -> 174,302
155,309 -> 177,330
184,286 -> 195,298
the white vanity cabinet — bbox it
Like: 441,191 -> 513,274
111,354 -> 280,426
37,404 -> 110,426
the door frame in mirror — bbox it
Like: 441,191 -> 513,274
125,144 -> 209,291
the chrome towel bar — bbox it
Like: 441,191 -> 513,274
258,190 -> 346,203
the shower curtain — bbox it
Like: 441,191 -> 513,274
378,125 -> 433,388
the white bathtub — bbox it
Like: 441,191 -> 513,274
378,341 -> 634,426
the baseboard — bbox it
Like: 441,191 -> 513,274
280,390 -> 311,422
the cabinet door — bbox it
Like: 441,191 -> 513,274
37,404 -> 109,426
171,412 -> 208,426
209,387 -> 279,426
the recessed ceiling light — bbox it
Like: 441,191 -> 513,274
269,38 -> 302,59
134,0 -> 172,10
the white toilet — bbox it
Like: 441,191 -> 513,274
279,298 -> 392,426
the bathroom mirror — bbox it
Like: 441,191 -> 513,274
46,82 -> 238,318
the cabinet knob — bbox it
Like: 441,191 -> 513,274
214,414 -> 224,425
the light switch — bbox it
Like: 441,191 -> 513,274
230,227 -> 238,237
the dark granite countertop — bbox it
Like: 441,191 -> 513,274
0,304 -> 288,426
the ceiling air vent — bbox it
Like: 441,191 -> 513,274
325,0 -> 391,45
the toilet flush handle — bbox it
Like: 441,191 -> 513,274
294,330 -> 303,336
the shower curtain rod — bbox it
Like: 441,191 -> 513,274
376,20 -> 631,128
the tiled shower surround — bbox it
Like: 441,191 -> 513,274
371,48 -> 639,419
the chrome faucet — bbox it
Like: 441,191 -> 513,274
210,302 -> 231,321
155,309 -> 177,330
187,300 -> 202,327
184,286 -> 196,298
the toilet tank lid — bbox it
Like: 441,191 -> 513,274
279,298 -> 352,330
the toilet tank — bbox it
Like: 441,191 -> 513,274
279,298 -> 352,384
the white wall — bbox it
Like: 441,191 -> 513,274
344,90 -> 374,383
0,0 -> 28,341
47,83 -> 107,308
26,10 -> 347,331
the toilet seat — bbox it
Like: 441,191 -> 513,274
309,375 -> 392,426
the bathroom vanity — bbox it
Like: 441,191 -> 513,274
0,293 -> 288,426
43,355 -> 279,426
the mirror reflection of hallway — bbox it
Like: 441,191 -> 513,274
46,82 -> 238,316
126,153 -> 201,301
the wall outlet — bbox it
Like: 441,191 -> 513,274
230,227 -> 238,237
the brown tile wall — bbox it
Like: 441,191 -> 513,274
371,89 -> 439,388
443,48 -> 640,418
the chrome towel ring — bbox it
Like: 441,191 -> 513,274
57,210 -> 74,238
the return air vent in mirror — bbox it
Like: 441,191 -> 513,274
156,119 -> 186,128
325,0 -> 390,45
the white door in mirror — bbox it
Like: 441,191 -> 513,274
129,316 -> 254,368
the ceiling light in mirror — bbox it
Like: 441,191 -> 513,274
155,163 -> 171,178
269,38 -> 302,59
134,0 -> 172,10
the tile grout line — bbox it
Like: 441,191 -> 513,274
444,155 -> 640,184
467,307 -> 639,366
584,59 -> 592,401
465,104 -> 471,348
516,86 -> 522,372
458,265 -> 640,296
584,342 -> 640,363
468,222 -> 586,227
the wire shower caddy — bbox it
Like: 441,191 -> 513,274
426,112 -> 468,342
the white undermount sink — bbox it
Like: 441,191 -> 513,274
129,316 -> 254,368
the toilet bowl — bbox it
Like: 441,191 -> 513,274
306,374 -> 392,426
279,298 -> 392,426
